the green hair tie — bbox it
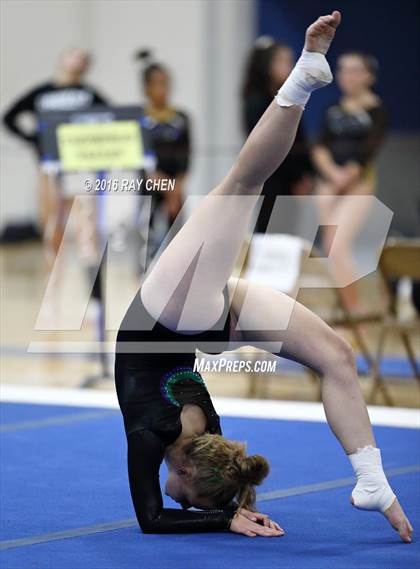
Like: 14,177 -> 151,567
208,466 -> 223,485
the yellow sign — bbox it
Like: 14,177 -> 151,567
57,120 -> 144,172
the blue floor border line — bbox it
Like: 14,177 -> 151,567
0,410 -> 118,433
2,464 -> 418,552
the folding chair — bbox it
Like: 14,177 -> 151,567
297,241 -> 385,372
368,238 -> 420,405
240,234 -> 321,399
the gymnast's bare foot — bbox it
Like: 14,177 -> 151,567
304,10 -> 341,55
350,495 -> 414,543
382,498 -> 413,543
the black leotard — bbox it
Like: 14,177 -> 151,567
115,286 -> 235,533
141,107 -> 191,178
317,101 -> 387,166
2,81 -> 107,158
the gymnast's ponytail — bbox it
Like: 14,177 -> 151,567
236,454 -> 270,510
134,48 -> 168,86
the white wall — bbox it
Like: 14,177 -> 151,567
0,0 -> 88,227
0,0 -> 255,230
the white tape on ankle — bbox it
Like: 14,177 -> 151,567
275,49 -> 333,109
349,445 -> 396,513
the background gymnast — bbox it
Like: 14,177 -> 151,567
115,11 -> 413,541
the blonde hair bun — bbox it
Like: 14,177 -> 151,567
239,454 -> 270,486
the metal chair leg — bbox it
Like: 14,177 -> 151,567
350,321 -> 374,370
368,325 -> 394,405
400,329 -> 420,381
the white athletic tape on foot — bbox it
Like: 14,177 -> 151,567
275,49 -> 333,109
349,445 -> 396,513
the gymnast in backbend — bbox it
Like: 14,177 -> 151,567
115,11 -> 413,541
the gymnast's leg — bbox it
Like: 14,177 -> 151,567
229,277 -> 413,543
141,12 -> 340,332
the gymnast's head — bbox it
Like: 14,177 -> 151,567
58,48 -> 91,81
164,434 -> 269,511
135,48 -> 170,108
336,51 -> 379,95
242,36 -> 294,101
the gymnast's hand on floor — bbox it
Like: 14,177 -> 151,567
230,508 -> 285,538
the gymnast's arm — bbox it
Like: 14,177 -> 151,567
127,429 -> 236,533
2,87 -> 39,144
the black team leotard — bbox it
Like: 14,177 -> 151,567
317,101 -> 387,167
3,82 -> 107,159
115,286 -> 235,533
